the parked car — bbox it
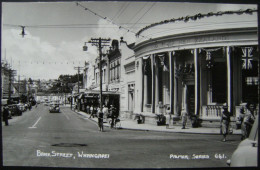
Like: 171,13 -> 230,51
227,115 -> 258,167
17,103 -> 26,112
8,104 -> 22,116
49,104 -> 60,113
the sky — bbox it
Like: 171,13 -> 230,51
1,1 -> 257,80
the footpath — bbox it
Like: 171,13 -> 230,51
71,108 -> 241,135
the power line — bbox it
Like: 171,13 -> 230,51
3,23 -> 151,29
125,2 -> 149,25
122,2 -> 149,37
75,1 -> 151,40
129,2 -> 156,31
111,2 -> 129,21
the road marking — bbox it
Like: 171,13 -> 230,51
63,112 -> 70,120
29,117 -> 41,128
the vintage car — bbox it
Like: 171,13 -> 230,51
227,115 -> 258,167
44,101 -> 50,106
49,104 -> 60,113
8,104 -> 22,116
17,103 -> 26,112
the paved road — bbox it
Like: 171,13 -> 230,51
2,104 -> 241,168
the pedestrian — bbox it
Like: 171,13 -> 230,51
181,110 -> 188,129
89,105 -> 94,118
97,107 -> 104,132
3,105 -> 9,126
238,107 -> 246,140
109,105 -> 116,128
220,106 -> 231,142
243,105 -> 255,138
28,103 -> 32,111
103,105 -> 109,122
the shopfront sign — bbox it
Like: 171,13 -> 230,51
108,84 -> 120,92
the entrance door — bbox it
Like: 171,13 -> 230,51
187,85 -> 195,115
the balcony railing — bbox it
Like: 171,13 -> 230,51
202,105 -> 223,119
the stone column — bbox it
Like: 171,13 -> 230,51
194,49 -> 200,115
226,46 -> 232,113
173,53 -> 179,118
134,58 -> 143,113
155,58 -> 159,113
143,74 -> 147,111
151,54 -> 155,113
169,51 -> 173,115
181,83 -> 188,115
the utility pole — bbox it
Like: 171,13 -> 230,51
87,38 -> 110,110
8,68 -> 17,103
74,66 -> 83,94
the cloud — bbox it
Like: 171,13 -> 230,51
2,28 -> 90,80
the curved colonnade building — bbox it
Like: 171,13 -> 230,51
132,8 -> 258,122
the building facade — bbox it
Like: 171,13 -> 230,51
83,39 -> 135,115
133,10 -> 258,121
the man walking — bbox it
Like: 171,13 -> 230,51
97,107 -> 104,132
3,105 -> 9,126
109,105 -> 116,128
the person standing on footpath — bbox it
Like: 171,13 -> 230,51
97,107 -> 104,132
89,105 -> 94,118
238,107 -> 246,140
181,110 -> 188,129
220,106 -> 231,142
3,105 -> 9,126
103,105 -> 109,122
109,105 -> 116,128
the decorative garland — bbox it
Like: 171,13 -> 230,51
136,8 -> 257,37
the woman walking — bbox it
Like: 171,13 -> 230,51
220,106 -> 231,142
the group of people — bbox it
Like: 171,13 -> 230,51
220,104 -> 256,142
89,104 -> 118,132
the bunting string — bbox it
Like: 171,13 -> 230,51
2,60 -> 86,65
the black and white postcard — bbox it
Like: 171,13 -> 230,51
1,0 -> 259,169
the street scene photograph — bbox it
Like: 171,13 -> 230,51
1,0 -> 259,169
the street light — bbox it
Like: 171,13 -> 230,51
83,42 -> 88,51
83,38 -> 110,110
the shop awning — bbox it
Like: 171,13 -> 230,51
78,93 -> 84,99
